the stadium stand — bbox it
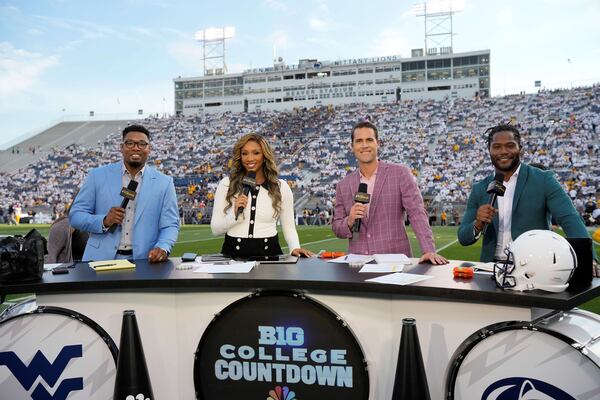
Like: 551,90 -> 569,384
0,120 -> 129,173
0,86 -> 598,226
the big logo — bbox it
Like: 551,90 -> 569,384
194,292 -> 369,400
0,344 -> 83,400
482,377 -> 576,400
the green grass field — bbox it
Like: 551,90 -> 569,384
1,224 -> 598,314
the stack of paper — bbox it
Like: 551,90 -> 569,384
359,264 -> 404,273
44,263 -> 63,272
327,254 -> 374,264
373,253 -> 411,265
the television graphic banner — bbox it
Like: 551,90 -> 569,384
194,291 -> 369,400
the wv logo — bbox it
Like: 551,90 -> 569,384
0,344 -> 84,400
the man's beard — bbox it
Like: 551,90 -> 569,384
127,159 -> 143,168
492,155 -> 520,172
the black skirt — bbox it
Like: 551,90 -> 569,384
221,234 -> 283,258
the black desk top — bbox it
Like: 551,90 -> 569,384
1,258 -> 599,311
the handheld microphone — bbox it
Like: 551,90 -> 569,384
481,172 -> 506,235
352,183 -> 370,233
108,180 -> 138,233
236,171 -> 257,220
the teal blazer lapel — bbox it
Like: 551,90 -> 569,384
511,163 -> 528,217
486,175 -> 500,234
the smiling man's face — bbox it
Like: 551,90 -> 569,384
489,130 -> 521,173
351,127 -> 379,166
121,131 -> 151,170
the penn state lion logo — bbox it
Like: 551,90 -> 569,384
482,377 -> 576,400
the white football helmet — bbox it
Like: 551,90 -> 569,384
494,230 -> 577,293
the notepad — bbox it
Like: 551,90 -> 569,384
89,259 -> 136,271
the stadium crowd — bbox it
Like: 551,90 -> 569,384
0,85 -> 598,227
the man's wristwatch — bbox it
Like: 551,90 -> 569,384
473,223 -> 482,239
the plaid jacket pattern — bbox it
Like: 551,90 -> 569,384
332,162 -> 435,256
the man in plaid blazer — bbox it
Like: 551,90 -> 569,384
332,121 -> 447,264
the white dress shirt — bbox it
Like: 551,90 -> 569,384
494,164 -> 521,260
118,164 -> 145,251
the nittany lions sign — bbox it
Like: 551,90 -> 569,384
194,291 -> 369,400
0,306 -> 118,400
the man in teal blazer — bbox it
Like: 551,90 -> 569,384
70,125 -> 179,262
458,124 -> 588,262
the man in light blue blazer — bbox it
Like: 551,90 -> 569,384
70,124 -> 179,262
458,124 -> 588,262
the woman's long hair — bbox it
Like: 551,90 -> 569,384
224,133 -> 282,217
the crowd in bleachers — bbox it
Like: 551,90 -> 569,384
0,85 -> 598,226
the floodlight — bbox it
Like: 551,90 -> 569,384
414,0 -> 464,14
195,26 -> 235,42
194,26 -> 236,76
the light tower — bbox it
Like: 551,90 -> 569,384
194,26 -> 235,76
414,1 -> 462,55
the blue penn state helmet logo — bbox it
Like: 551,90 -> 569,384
482,377 -> 576,400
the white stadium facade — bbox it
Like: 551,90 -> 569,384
174,49 -> 490,115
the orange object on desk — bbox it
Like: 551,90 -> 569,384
319,251 -> 346,259
453,266 -> 474,279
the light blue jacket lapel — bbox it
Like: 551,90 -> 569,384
107,163 -> 123,206
134,167 -> 155,225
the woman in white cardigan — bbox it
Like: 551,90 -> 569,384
211,133 -> 313,258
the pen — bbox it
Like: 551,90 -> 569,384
343,255 -> 348,261
93,263 -> 117,268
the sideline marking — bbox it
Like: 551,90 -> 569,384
436,239 -> 459,252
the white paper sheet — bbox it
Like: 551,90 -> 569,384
373,253 -> 411,265
193,262 -> 255,274
359,263 -> 404,273
365,272 -> 432,285
327,254 -> 374,264
43,263 -> 63,272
